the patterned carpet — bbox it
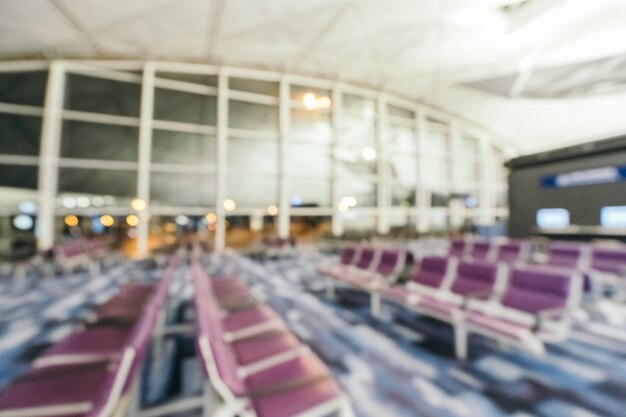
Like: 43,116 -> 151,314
208,251 -> 626,417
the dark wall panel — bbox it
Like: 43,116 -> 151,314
508,147 -> 626,237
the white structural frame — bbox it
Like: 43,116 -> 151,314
0,59 -> 516,255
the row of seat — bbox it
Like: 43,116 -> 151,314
320,245 -> 582,358
192,260 -> 354,417
452,237 -> 626,276
449,238 -> 531,264
0,258 -> 177,417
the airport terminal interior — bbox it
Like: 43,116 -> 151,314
1,1 -> 626,416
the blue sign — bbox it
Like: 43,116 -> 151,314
542,165 -> 626,188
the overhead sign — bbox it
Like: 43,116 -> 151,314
541,165 -> 626,188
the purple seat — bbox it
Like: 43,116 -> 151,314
335,249 -> 404,289
192,261 -> 348,417
500,265 -> 575,314
230,331 -> 301,366
383,256 -> 452,304
449,239 -> 468,257
591,247 -> 626,275
339,246 -> 359,265
495,241 -> 529,264
318,245 -> 360,276
0,364 -> 119,417
450,260 -> 501,298
462,265 -> 581,356
354,248 -> 377,270
34,327 -> 131,368
469,242 -> 492,260
546,242 -> 586,269
221,305 -> 281,335
0,307 -> 155,417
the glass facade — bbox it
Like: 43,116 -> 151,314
0,61 -> 512,253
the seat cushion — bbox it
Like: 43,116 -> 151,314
244,353 -> 330,392
251,379 -> 342,417
231,331 -> 301,366
0,364 -> 113,415
36,327 -> 130,366
222,305 -> 278,333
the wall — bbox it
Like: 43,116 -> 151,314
508,137 -> 626,238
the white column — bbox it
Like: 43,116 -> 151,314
449,120 -> 462,193
136,62 -> 156,259
277,77 -> 290,239
331,85 -> 343,236
214,70 -> 229,253
376,94 -> 389,235
37,61 -> 66,252
415,106 -> 431,233
479,133 -> 496,225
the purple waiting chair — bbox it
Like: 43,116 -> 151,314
459,264 -> 582,358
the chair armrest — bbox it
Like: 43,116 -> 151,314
461,289 -> 492,309
532,307 -> 568,332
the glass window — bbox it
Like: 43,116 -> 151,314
387,125 -> 416,153
289,179 -> 331,208
60,120 -> 138,162
0,114 -> 41,156
391,184 -> 415,207
65,74 -> 141,117
152,131 -> 215,166
150,172 -> 214,207
335,145 -> 377,177
226,176 -> 277,207
338,112 -> 375,146
154,88 -> 217,126
422,156 -> 448,188
228,139 -> 277,175
156,72 -> 217,87
228,100 -> 277,132
387,104 -> 414,119
290,109 -> 332,142
291,85 -> 330,103
389,154 -> 417,184
58,168 -> 137,198
337,178 -> 377,208
0,164 -> 38,191
342,93 -> 375,113
286,142 -> 331,178
230,78 -> 279,96
0,71 -> 47,106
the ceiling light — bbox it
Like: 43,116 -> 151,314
131,198 -> 147,211
316,96 -> 331,108
223,199 -> 237,212
64,215 -> 79,227
337,202 -> 349,213
175,215 -> 190,226
205,212 -> 217,223
77,196 -> 90,208
362,147 -> 377,161
62,197 -> 77,209
267,205 -> 278,216
126,214 -> 140,227
341,196 -> 357,207
19,201 -> 37,214
13,215 -> 33,230
100,215 -> 114,227
303,93 -> 317,110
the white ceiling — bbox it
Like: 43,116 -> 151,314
1,0 -> 626,154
